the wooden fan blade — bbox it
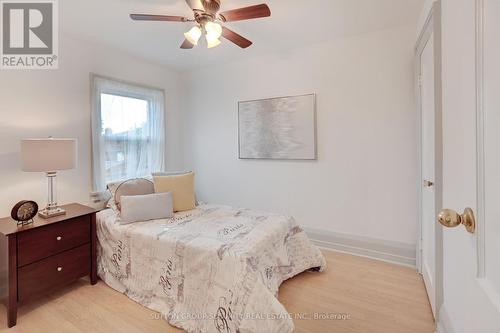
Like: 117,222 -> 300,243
219,4 -> 271,22
221,26 -> 252,48
180,39 -> 195,49
185,0 -> 204,11
130,14 -> 189,22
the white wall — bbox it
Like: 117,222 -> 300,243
0,35 -> 184,216
182,25 -> 417,246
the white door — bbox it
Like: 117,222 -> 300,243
419,34 -> 437,317
437,0 -> 500,332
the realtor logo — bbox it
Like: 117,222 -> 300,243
1,0 -> 58,69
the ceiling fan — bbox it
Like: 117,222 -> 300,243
130,0 -> 271,49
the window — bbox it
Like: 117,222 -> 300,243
91,75 -> 165,190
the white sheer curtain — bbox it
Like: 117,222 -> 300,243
91,75 -> 166,191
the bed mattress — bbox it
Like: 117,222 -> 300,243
96,204 -> 326,333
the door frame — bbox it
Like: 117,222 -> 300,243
476,0 -> 500,310
415,0 -> 443,320
475,0 -> 486,280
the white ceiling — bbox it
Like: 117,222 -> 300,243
61,0 -> 424,71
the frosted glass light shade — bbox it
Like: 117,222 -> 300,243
205,22 -> 222,48
205,22 -> 222,39
206,36 -> 221,48
184,26 -> 202,45
21,138 -> 77,172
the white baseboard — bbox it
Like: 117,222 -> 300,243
304,227 -> 416,267
436,321 -> 446,333
437,304 -> 453,333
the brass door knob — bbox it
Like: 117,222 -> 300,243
437,208 -> 475,233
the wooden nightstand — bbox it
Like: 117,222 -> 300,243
0,203 -> 98,328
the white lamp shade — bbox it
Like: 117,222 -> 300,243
21,138 -> 77,172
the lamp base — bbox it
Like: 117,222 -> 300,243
38,207 -> 66,219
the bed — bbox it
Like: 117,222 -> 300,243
96,203 -> 326,333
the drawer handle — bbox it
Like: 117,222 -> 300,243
57,267 -> 62,272
56,236 -> 62,241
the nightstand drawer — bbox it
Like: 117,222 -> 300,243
18,244 -> 90,302
18,215 -> 90,266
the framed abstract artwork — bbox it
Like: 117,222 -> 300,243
238,93 -> 317,160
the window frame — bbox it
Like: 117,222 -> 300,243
90,74 -> 166,190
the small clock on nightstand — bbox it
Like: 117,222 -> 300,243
10,200 -> 38,225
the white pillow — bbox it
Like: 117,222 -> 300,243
119,192 -> 174,225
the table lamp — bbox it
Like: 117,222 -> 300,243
21,138 -> 77,218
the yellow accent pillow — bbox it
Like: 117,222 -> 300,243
153,172 -> 196,212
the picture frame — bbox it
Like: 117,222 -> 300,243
238,93 -> 317,160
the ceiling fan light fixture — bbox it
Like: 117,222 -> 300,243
130,2 -> 272,50
184,25 -> 202,45
206,34 -> 221,48
205,21 -> 222,39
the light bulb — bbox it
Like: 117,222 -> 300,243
205,22 -> 222,39
184,26 -> 202,45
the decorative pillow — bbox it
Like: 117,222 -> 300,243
114,178 -> 155,211
119,192 -> 174,225
152,171 -> 199,205
106,178 -> 154,211
153,172 -> 196,212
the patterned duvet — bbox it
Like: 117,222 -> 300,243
97,204 -> 326,333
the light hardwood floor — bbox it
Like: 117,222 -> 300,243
0,250 -> 435,333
